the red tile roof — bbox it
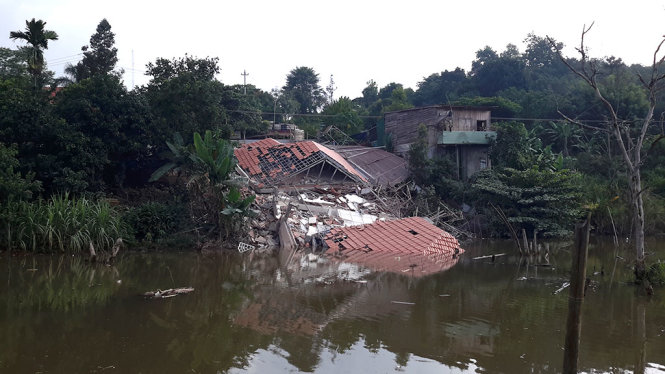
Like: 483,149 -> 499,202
324,217 -> 463,277
234,138 -> 367,185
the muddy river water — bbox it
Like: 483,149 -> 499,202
1,238 -> 664,373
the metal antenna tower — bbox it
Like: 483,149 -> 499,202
131,49 -> 135,89
241,69 -> 249,94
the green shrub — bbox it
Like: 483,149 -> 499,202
647,262 -> 665,286
0,142 -> 41,201
122,202 -> 187,243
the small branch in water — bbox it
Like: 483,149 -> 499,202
553,282 -> 570,295
472,253 -> 506,260
89,241 -> 97,263
143,287 -> 194,299
110,238 -> 122,260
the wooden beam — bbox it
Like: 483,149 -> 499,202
317,161 -> 325,181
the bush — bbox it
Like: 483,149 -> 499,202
647,262 -> 665,286
0,142 -> 40,201
122,201 -> 188,243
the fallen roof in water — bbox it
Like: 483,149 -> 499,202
324,217 -> 463,277
234,138 -> 367,187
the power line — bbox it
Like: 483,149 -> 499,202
47,53 -> 84,63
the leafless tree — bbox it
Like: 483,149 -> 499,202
548,24 -> 665,277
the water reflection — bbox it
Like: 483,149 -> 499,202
0,238 -> 664,373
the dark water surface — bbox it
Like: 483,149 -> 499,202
1,238 -> 664,373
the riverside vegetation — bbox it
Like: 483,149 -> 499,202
1,18 -> 664,282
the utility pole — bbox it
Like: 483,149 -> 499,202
271,87 -> 279,127
241,69 -> 249,95
131,49 -> 135,90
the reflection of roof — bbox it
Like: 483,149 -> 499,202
329,146 -> 409,186
234,138 -> 367,185
438,131 -> 497,145
324,217 -> 463,277
234,291 -> 326,336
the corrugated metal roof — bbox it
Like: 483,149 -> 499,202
330,146 -> 409,187
324,217 -> 463,277
438,131 -> 497,145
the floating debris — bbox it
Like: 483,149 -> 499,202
143,287 -> 194,299
391,301 -> 415,305
472,253 -> 506,260
553,282 -> 570,295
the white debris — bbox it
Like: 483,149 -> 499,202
238,242 -> 255,253
344,194 -> 366,204
307,253 -> 319,262
336,209 -> 378,226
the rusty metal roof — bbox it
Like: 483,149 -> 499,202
330,146 -> 409,186
324,217 -> 463,277
234,138 -> 367,186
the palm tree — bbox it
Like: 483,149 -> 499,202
9,18 -> 59,86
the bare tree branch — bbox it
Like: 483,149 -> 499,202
641,134 -> 665,166
556,110 -> 609,133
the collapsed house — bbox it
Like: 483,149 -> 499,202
235,138 -> 464,278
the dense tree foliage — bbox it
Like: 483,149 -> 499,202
473,122 -> 582,237
282,66 -> 325,114
0,143 -> 40,201
321,96 -> 363,136
144,55 -> 227,145
66,19 -> 119,82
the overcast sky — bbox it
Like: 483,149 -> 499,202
2,0 -> 665,99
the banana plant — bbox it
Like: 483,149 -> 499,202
219,186 -> 255,240
148,132 -> 189,182
191,130 -> 236,185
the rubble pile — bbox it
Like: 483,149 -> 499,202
245,194 -> 280,252
270,186 -> 393,250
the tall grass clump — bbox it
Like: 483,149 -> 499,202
0,194 -> 127,253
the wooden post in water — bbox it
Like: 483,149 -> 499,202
522,228 -> 529,255
562,214 -> 591,374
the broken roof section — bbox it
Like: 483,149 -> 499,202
235,138 -> 368,187
324,217 -> 463,277
329,145 -> 409,186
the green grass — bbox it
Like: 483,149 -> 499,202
1,194 -> 127,253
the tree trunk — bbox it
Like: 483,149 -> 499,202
631,167 -> 647,279
562,215 -> 591,374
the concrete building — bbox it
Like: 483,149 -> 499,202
384,105 -> 497,180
